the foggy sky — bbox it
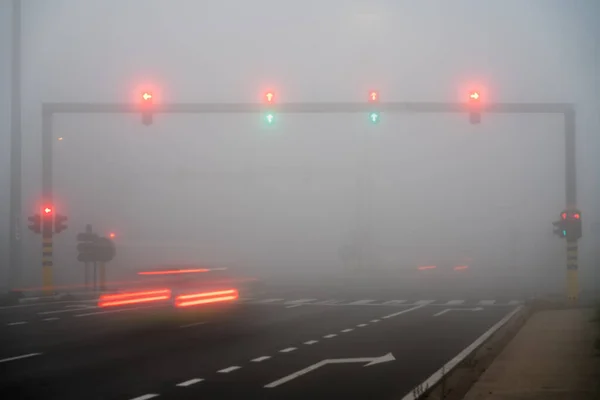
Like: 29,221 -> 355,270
0,0 -> 599,289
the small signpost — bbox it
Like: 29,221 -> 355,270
76,224 -> 116,291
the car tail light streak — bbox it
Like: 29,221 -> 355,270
175,289 -> 239,308
98,289 -> 172,307
454,265 -> 469,271
138,268 -> 210,276
417,265 -> 437,271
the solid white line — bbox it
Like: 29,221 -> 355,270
179,321 -> 206,328
38,306 -> 98,315
445,300 -> 465,305
382,304 -> 425,319
176,378 -> 203,387
347,299 -> 375,305
43,317 -> 60,321
479,300 -> 496,305
129,394 -> 159,400
251,356 -> 271,362
356,323 -> 368,328
341,328 -> 354,333
370,319 -> 380,323
381,300 -> 407,305
433,309 -> 451,317
280,347 -> 297,353
218,366 -> 241,373
0,352 -> 42,364
285,304 -> 304,309
323,334 -> 337,338
414,300 -> 435,305
304,340 -> 318,345
7,321 -> 27,326
400,306 -> 523,400
74,305 -> 161,317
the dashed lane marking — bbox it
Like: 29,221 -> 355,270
0,353 -> 42,364
347,299 -> 376,305
380,300 -> 408,305
445,300 -> 465,305
371,319 -> 380,323
382,304 -> 426,319
179,321 -> 206,329
43,317 -> 59,322
38,306 -> 98,315
7,321 -> 27,326
129,394 -> 159,400
176,378 -> 203,387
356,323 -> 368,328
251,356 -> 271,362
304,340 -> 318,345
414,300 -> 435,305
255,298 -> 285,304
341,328 -> 354,333
323,334 -> 337,339
284,299 -> 317,305
280,347 -> 297,353
74,305 -> 166,317
218,366 -> 241,373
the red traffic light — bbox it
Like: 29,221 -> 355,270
264,91 -> 275,104
43,207 -> 52,215
109,232 -> 116,239
142,91 -> 153,102
468,91 -> 480,101
561,212 -> 568,220
368,90 -> 379,103
573,213 -> 580,220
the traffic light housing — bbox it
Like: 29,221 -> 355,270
141,91 -> 153,125
54,213 -> 68,234
42,206 -> 53,236
553,210 -> 582,240
263,90 -> 276,125
28,214 -> 41,234
468,91 -> 481,124
368,90 -> 380,124
553,220 -> 567,238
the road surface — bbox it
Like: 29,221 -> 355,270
0,282 -> 523,399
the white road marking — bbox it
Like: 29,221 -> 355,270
7,321 -> 27,326
255,298 -> 284,304
323,334 -> 337,338
285,304 -> 304,309
304,340 -> 318,345
433,307 -> 483,317
284,299 -> 316,305
401,306 -> 523,400
356,323 -> 368,328
445,300 -> 465,305
370,319 -> 380,323
179,321 -> 206,328
382,304 -> 425,319
479,300 -> 496,305
0,353 -> 42,364
314,299 -> 343,305
0,299 -> 96,310
341,328 -> 354,333
218,366 -> 241,373
38,306 -> 98,315
347,299 -> 375,305
414,300 -> 435,305
251,356 -> 271,362
43,317 -> 60,321
176,378 -> 203,387
74,305 -> 162,317
380,300 -> 407,305
129,394 -> 159,400
280,347 -> 297,353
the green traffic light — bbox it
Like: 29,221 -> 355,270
369,112 -> 380,124
265,113 -> 275,124
562,230 -> 567,237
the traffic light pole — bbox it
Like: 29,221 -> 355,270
40,100 -> 578,299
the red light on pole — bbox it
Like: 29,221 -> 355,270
109,232 -> 116,239
142,91 -> 153,102
43,207 -> 52,215
141,91 -> 154,125
573,213 -> 580,220
561,212 -> 568,220
368,90 -> 379,103
469,91 -> 480,101
264,91 -> 275,104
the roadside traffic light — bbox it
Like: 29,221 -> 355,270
42,206 -> 53,236
468,90 -> 481,124
368,90 -> 380,124
141,91 -> 153,125
553,220 -> 567,238
263,90 -> 276,125
54,213 -> 68,234
553,209 -> 583,240
28,214 -> 41,234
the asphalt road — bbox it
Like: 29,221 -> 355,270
0,282 -> 522,400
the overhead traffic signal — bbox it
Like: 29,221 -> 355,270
263,90 -> 276,125
368,90 -> 380,124
467,90 -> 481,124
54,213 -> 68,234
141,91 -> 153,125
28,214 -> 41,234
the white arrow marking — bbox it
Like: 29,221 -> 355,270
264,353 -> 395,388
433,307 -> 483,317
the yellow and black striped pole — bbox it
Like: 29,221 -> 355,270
42,232 -> 53,294
566,240 -> 578,302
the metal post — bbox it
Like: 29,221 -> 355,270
566,240 -> 578,301
564,109 -> 578,303
41,232 -> 53,294
41,108 -> 53,288
99,262 -> 106,291
9,0 -> 22,290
